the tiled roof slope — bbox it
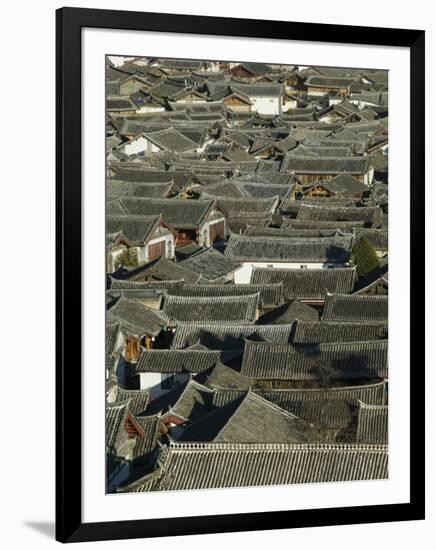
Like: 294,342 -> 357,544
162,293 -> 260,324
250,267 -> 356,300
120,198 -> 215,228
172,323 -> 293,350
122,442 -> 388,491
178,391 -> 309,444
224,234 -> 353,263
135,347 -> 222,374
241,340 -> 388,380
356,401 -> 388,444
257,381 -> 387,434
167,282 -> 284,309
293,321 -> 388,343
107,296 -> 168,337
322,293 -> 388,322
180,248 -> 241,282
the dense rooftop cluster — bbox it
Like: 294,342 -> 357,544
105,56 -> 388,493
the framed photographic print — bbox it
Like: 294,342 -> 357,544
56,7 -> 425,543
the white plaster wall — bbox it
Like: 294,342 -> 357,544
233,261 -> 338,284
135,105 -> 165,114
251,96 -> 281,115
123,136 -> 160,155
198,216 -> 226,247
282,98 -> 298,111
139,372 -> 190,397
107,247 -> 126,272
139,372 -> 161,392
364,168 -> 375,186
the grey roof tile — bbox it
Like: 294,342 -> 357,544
250,267 -> 356,300
107,295 -> 168,337
180,248 -> 240,282
172,323 -> 293,350
120,198 -> 215,228
356,401 -> 388,444
293,321 -> 388,343
167,282 -> 283,309
135,346 -> 222,374
225,234 -> 353,263
322,293 -> 388,322
241,339 -> 388,380
281,155 -> 371,174
162,293 -> 260,324
178,390 -> 310,444
122,442 -> 388,491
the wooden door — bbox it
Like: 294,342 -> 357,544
148,240 -> 166,261
210,221 -> 225,242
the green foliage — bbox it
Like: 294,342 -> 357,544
116,248 -> 139,269
351,237 -> 380,278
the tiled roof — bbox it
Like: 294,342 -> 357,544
237,182 -> 294,200
111,168 -> 191,187
178,390 -> 309,444
356,401 -> 388,444
106,322 -> 123,359
296,203 -> 381,227
322,293 -> 388,322
172,323 -> 293,350
107,180 -> 178,200
322,173 -> 369,195
162,293 -> 260,324
111,386 -> 150,416
225,234 -> 353,263
107,295 -> 168,337
244,226 -> 327,238
149,257 -> 202,283
107,97 -> 136,111
250,267 -> 356,300
120,198 -> 215,228
212,196 -> 279,216
194,362 -> 251,390
257,381 -> 387,434
143,128 -> 198,153
281,155 -> 371,174
109,278 -> 184,292
146,379 -> 215,421
305,75 -> 357,87
106,401 -> 129,452
135,346 -> 222,374
133,415 -> 162,461
106,214 -> 162,245
122,442 -> 388,491
257,300 -> 319,325
180,248 -> 241,282
293,321 -> 388,343
281,219 -> 365,231
167,282 -> 284,309
241,339 -> 388,380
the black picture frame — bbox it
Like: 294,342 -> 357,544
56,6 -> 425,543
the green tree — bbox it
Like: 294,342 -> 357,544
351,237 -> 380,278
116,248 -> 139,269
